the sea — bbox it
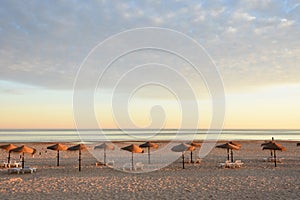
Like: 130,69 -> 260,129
0,129 -> 299,143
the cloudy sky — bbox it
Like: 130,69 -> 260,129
1,0 -> 300,129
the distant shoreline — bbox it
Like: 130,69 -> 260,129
3,140 -> 299,145
1,128 -> 300,131
1,129 -> 299,143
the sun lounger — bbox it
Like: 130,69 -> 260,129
269,157 -> 284,163
263,157 -> 284,163
106,160 -> 114,167
263,157 -> 273,162
218,160 -> 228,168
96,160 -> 114,167
3,162 -> 10,168
8,168 -> 21,174
234,160 -> 244,168
122,162 -> 144,171
2,161 -> 22,168
95,161 -> 105,166
10,161 -> 21,168
218,161 -> 231,168
135,162 -> 144,170
219,160 -> 240,169
1,162 -> 8,168
194,158 -> 202,164
123,163 -> 132,171
20,167 -> 37,174
226,162 -> 236,168
218,163 -> 225,168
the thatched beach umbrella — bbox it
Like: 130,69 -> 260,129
186,141 -> 201,163
68,144 -> 87,171
47,143 -> 68,166
9,145 -> 36,168
262,141 -> 286,167
171,143 -> 195,169
261,137 -> 275,157
94,143 -> 115,165
216,142 -> 240,162
139,142 -> 158,164
261,141 -> 273,157
0,143 -> 17,163
121,144 -> 144,170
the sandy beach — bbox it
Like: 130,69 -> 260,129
0,141 -> 299,199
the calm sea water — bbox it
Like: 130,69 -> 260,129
0,129 -> 299,143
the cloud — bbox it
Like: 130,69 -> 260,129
0,0 -> 299,93
231,12 -> 256,22
278,18 -> 295,28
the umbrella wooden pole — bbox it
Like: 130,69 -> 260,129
271,137 -> 274,157
104,147 -> 106,164
190,151 -> 193,163
79,149 -> 82,171
274,150 -> 277,167
270,150 -> 272,157
8,152 -> 11,164
148,146 -> 150,164
227,148 -> 229,161
132,152 -> 134,171
182,153 -> 185,169
231,149 -> 234,162
57,150 -> 60,166
22,152 -> 25,169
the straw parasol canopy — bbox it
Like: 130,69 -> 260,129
68,144 -> 87,171
261,141 -> 271,146
9,145 -> 36,168
229,141 -> 242,148
47,143 -> 68,166
261,141 -> 274,157
121,144 -> 144,170
171,143 -> 195,169
186,141 -> 201,163
262,141 -> 286,167
216,142 -> 240,162
262,142 -> 286,151
94,143 -> 115,164
216,143 -> 240,151
139,142 -> 158,164
171,143 -> 195,152
262,137 -> 275,157
0,143 -> 18,163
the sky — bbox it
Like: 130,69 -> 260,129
0,0 -> 300,129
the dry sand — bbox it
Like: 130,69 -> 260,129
0,141 -> 299,199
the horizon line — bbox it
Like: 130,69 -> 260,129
1,128 -> 300,131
